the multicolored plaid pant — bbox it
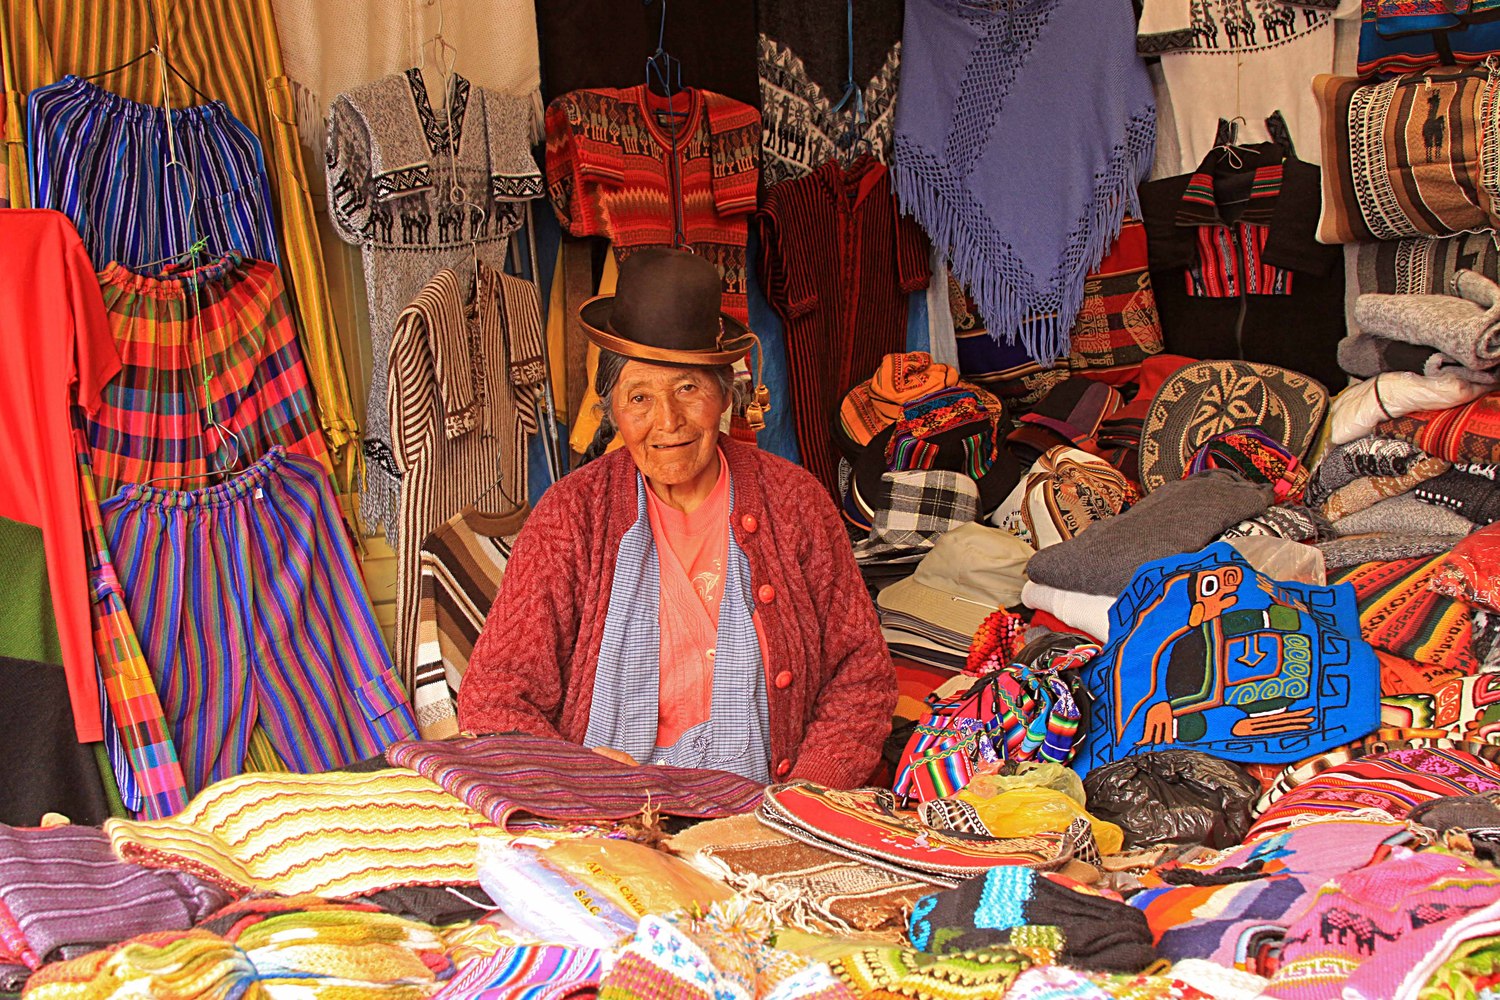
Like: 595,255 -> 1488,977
86,253 -> 331,499
101,448 -> 416,797
26,74 -> 279,270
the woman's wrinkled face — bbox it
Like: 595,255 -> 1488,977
611,360 -> 729,489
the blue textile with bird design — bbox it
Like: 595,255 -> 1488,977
1072,543 -> 1379,777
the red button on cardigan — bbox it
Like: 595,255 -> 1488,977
775,759 -> 792,778
774,670 -> 793,689
757,584 -> 775,603
741,513 -> 759,533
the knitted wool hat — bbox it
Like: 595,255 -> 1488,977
1185,428 -> 1309,503
852,385 -> 1021,515
1139,360 -> 1329,493
1020,446 -> 1138,551
837,351 -> 961,456
907,866 -> 1155,973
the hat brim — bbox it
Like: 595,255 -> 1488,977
579,294 -> 755,367
852,425 -> 1019,518
878,577 -> 997,648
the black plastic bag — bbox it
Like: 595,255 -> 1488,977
1082,749 -> 1260,850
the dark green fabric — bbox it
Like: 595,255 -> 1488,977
0,515 -> 62,665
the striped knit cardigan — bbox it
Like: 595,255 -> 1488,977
458,437 -> 896,788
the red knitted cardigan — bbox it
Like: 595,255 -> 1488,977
457,436 -> 896,788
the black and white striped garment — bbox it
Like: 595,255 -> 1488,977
387,263 -> 545,690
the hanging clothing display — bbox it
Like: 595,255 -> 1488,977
534,0 -> 759,109
326,68 -> 543,537
947,219 -> 1165,406
411,505 -> 526,740
756,156 -> 930,495
757,0 -> 905,187
270,0 -> 543,147
892,0 -> 1156,363
387,263 -> 545,688
1,0 -> 362,496
1140,0 -> 1336,174
26,76 -> 280,270
84,254 -> 331,500
545,84 -> 762,323
0,210 -> 122,743
1140,141 -> 1346,388
100,448 -> 417,798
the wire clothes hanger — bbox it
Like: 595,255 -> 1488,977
83,46 -> 212,106
644,0 -> 688,249
103,8 -> 245,491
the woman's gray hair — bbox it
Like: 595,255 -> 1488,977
579,349 -> 738,464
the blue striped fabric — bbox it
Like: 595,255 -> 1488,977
27,75 -> 280,269
99,448 -> 417,796
95,677 -> 139,813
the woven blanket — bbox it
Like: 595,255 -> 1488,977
105,770 -> 492,897
387,733 -> 764,828
757,782 -> 1079,888
1315,66 -> 1500,244
1331,555 -> 1479,673
892,0 -> 1155,363
1377,392 -> 1500,465
1249,746 -> 1500,841
1356,232 -> 1500,299
0,824 -> 231,967
1074,543 -> 1380,777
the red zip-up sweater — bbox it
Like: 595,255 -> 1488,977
457,436 -> 895,788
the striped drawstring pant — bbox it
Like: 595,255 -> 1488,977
101,448 -> 416,797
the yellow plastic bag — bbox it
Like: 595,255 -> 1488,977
952,786 -> 1124,855
958,762 -> 1086,805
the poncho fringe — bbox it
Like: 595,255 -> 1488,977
894,109 -> 1156,366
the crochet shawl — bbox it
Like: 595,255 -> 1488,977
893,0 -> 1155,364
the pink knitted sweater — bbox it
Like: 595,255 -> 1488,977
457,436 -> 896,788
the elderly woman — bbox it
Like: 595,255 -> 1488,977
457,248 -> 896,787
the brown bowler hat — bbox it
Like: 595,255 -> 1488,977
579,247 -> 756,366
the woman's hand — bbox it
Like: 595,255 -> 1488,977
591,746 -> 641,767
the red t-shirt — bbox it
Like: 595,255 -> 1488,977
0,210 -> 123,740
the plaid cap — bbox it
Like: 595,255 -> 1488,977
852,470 -> 981,563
